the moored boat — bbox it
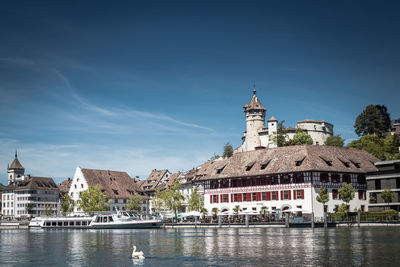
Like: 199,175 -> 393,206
29,210 -> 163,229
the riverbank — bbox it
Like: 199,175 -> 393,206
0,221 -> 29,229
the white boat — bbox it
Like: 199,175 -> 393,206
29,210 -> 163,229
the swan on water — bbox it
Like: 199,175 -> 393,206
132,245 -> 145,259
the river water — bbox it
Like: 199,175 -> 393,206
1,227 -> 399,266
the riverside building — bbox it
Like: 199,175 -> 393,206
196,145 -> 378,218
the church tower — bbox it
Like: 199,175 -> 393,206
242,89 -> 266,151
8,150 -> 25,185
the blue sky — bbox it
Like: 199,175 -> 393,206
1,1 -> 399,184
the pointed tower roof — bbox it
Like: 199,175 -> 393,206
243,89 -> 266,111
267,116 -> 277,122
9,150 -> 24,170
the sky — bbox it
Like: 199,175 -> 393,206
0,0 -> 399,185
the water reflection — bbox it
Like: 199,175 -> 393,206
1,227 -> 400,266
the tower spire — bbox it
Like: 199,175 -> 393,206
15,149 -> 18,159
253,83 -> 256,95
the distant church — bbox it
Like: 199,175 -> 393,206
235,89 -> 333,153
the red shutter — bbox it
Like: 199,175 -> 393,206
301,190 -> 304,199
293,190 -> 297,200
288,190 -> 291,200
231,194 -> 233,202
220,195 -> 223,203
238,194 -> 242,202
210,195 -> 213,204
280,191 -> 283,200
216,195 -> 219,203
267,192 -> 271,201
247,193 -> 251,202
256,192 -> 261,201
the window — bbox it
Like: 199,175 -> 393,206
396,178 -> 400,188
81,184 -> 84,188
338,158 -> 350,168
357,175 -> 366,184
261,192 -> 267,201
293,173 -> 304,183
320,173 -> 329,183
252,192 -> 257,201
260,160 -> 271,170
114,199 -> 118,203
246,161 -> 255,171
358,190 -> 366,200
282,190 -> 291,200
216,165 -> 226,174
331,173 -> 340,183
350,160 -> 360,168
221,194 -> 229,203
343,174 -> 351,184
74,184 -> 77,189
294,190 -> 304,199
332,189 -> 338,200
210,195 -> 219,203
271,191 -> 278,200
320,156 -> 332,166
281,174 -> 290,184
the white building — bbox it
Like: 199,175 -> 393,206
236,90 -> 333,153
69,167 -> 149,214
1,152 -> 59,218
194,145 -> 377,218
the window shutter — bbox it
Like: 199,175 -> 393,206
280,191 -> 283,200
256,192 -> 261,201
231,194 -> 233,202
293,190 -> 297,200
288,190 -> 291,200
216,195 -> 219,203
238,194 -> 242,202
220,195 -> 223,203
210,195 -> 213,204
247,193 -> 251,202
267,192 -> 271,201
301,190 -> 304,199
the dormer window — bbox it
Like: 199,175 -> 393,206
245,161 -> 255,171
260,159 -> 271,170
320,156 -> 332,166
338,158 -> 350,168
350,160 -> 360,168
216,164 -> 227,174
295,156 -> 306,166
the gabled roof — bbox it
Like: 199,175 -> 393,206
267,116 -> 277,122
155,172 -> 181,190
243,93 -> 266,111
81,168 -> 139,199
9,158 -> 24,170
195,145 -> 379,181
140,169 -> 169,191
58,179 -> 72,194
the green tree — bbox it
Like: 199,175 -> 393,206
338,182 -> 355,209
348,134 -> 400,160
381,189 -> 395,210
316,187 -> 329,210
126,194 -> 143,212
223,142 -> 234,158
188,186 -> 204,211
287,129 -> 313,145
260,206 -> 268,218
44,204 -> 53,216
337,203 -> 348,213
354,104 -> 391,136
210,153 -> 220,161
61,194 -> 75,215
79,185 -> 110,212
273,120 -> 288,147
161,180 -> 184,219
151,190 -> 165,215
212,207 -> 219,219
25,203 -> 33,216
324,135 -> 345,147
233,205 -> 242,216
200,207 -> 208,218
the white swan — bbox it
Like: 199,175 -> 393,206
132,245 -> 145,259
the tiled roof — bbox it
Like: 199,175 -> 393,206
140,169 -> 169,191
195,145 -> 379,181
81,168 -> 140,199
243,94 -> 266,111
155,172 -> 181,190
58,179 -> 72,194
3,176 -> 59,191
267,116 -> 277,122
9,158 -> 24,169
298,119 -> 332,125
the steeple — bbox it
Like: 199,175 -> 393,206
244,88 -> 266,112
8,150 -> 25,185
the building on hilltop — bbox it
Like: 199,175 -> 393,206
193,145 -> 378,218
1,152 -> 60,219
367,160 -> 400,211
69,167 -> 149,214
235,90 -> 334,153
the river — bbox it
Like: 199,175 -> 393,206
1,227 -> 399,266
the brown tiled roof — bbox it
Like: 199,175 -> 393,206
243,94 -> 266,111
298,119 -> 332,125
81,168 -> 140,199
196,145 -> 379,181
58,179 -> 72,194
3,176 -> 59,191
140,169 -> 169,191
155,172 -> 181,190
9,158 -> 24,169
267,116 -> 277,122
